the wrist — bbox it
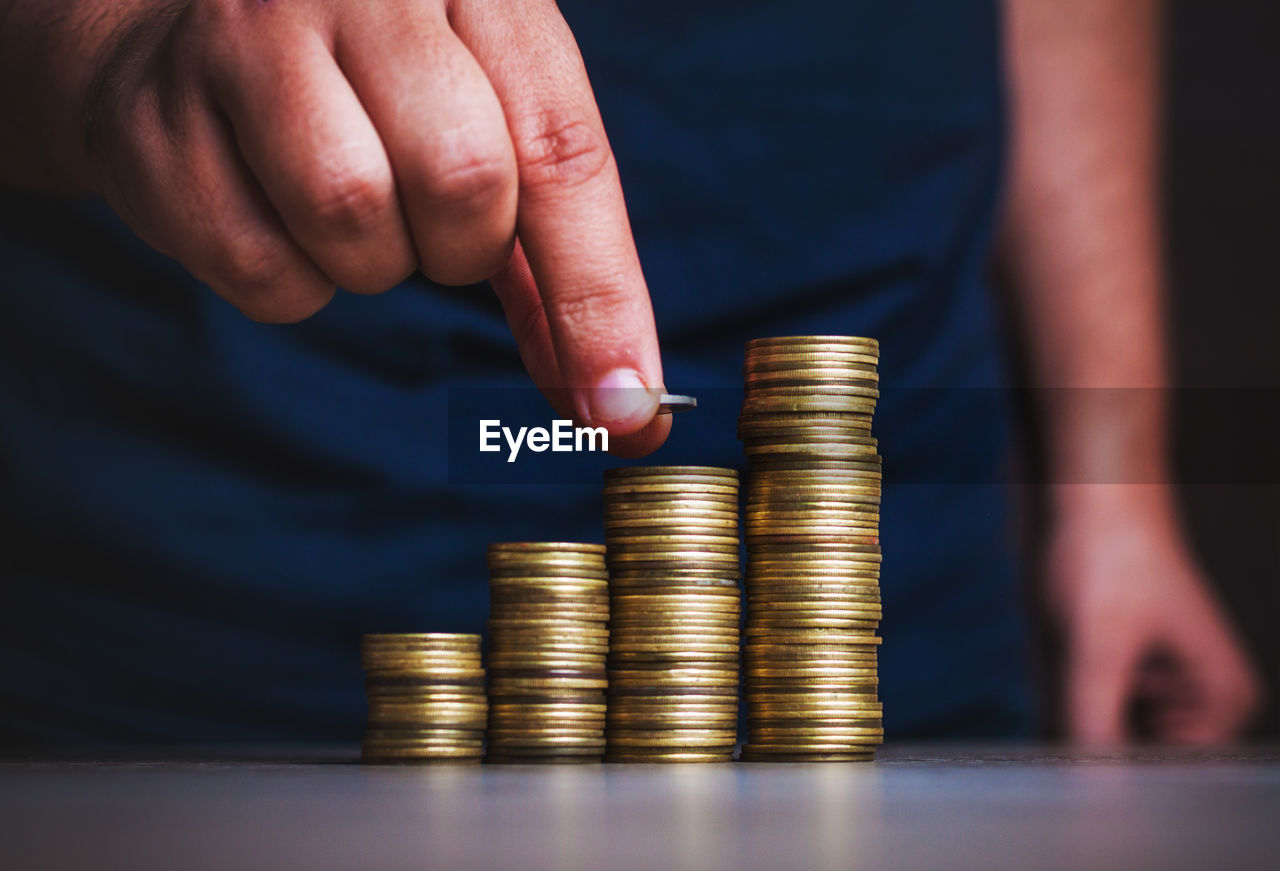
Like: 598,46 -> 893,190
1048,481 -> 1184,547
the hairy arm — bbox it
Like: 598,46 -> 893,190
1001,0 -> 1259,741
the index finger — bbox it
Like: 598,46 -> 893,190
452,0 -> 664,436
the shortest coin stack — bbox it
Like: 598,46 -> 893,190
361,633 -> 487,763
486,542 -> 610,763
604,466 -> 742,763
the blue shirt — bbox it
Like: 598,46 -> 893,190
0,0 -> 1033,742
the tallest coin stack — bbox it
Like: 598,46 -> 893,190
737,336 -> 885,761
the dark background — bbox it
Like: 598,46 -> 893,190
1164,0 -> 1278,736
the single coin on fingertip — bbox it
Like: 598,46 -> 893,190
657,394 -> 698,414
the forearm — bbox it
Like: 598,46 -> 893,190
1001,0 -> 1173,514
0,0 -> 144,191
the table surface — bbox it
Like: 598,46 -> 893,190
2,745 -> 1278,871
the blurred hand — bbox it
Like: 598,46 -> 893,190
10,0 -> 668,451
1047,486 -> 1262,743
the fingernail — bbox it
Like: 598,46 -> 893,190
586,368 -> 654,425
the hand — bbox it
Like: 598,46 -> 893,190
3,0 -> 669,452
1046,485 -> 1262,744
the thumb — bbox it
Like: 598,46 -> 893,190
1066,630 -> 1139,744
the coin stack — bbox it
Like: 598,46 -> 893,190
485,542 -> 609,763
738,335 -> 885,761
361,633 -> 487,763
603,466 -> 742,763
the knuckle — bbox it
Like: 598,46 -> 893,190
514,112 -> 612,193
215,237 -> 291,294
546,275 -> 632,330
422,147 -> 514,208
509,296 -> 550,352
304,161 -> 394,234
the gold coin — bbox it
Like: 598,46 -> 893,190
603,470 -> 739,485
746,510 -> 879,523
487,659 -> 607,673
748,598 -> 882,612
748,546 -> 881,559
610,626 -> 739,639
748,515 -> 879,528
746,569 -> 881,582
363,667 -> 485,682
359,654 -> 481,667
603,482 -> 739,496
606,728 -> 738,740
606,550 -> 741,563
488,576 -> 609,588
610,593 -> 740,608
746,584 -> 879,597
489,678 -> 609,691
608,569 -> 741,582
488,600 -> 609,614
744,432 -> 878,448
606,533 -> 741,548
745,662 -> 879,675
489,704 -> 606,716
747,615 -> 879,628
362,632 -> 480,646
608,583 -> 741,597
608,703 -> 739,716
747,687 -> 878,700
750,727 -> 884,739
605,752 -> 733,763
487,638 -> 610,650
744,657 -> 877,670
489,542 -> 606,555
744,364 -> 879,381
748,461 -> 883,476
746,334 -> 878,349
609,631 -> 740,645
612,586 -> 740,601
744,649 -> 878,662
602,491 -> 739,504
488,576 -> 608,589
608,674 -> 739,688
741,397 -> 878,415
605,517 -> 740,532
606,735 -> 738,748
488,599 -> 610,611
748,487 -> 881,503
742,349 -> 879,365
608,709 -> 739,722
605,465 -> 739,479
743,628 -> 880,641
739,419 -> 875,437
743,382 -> 881,401
745,363 -> 880,379
487,568 -> 610,582
610,653 -> 739,665
485,556 -> 607,571
747,622 -> 879,634
748,484 -> 882,498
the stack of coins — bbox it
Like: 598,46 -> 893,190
361,633 -> 487,763
738,336 -> 884,762
485,542 -> 609,763
603,466 -> 742,763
